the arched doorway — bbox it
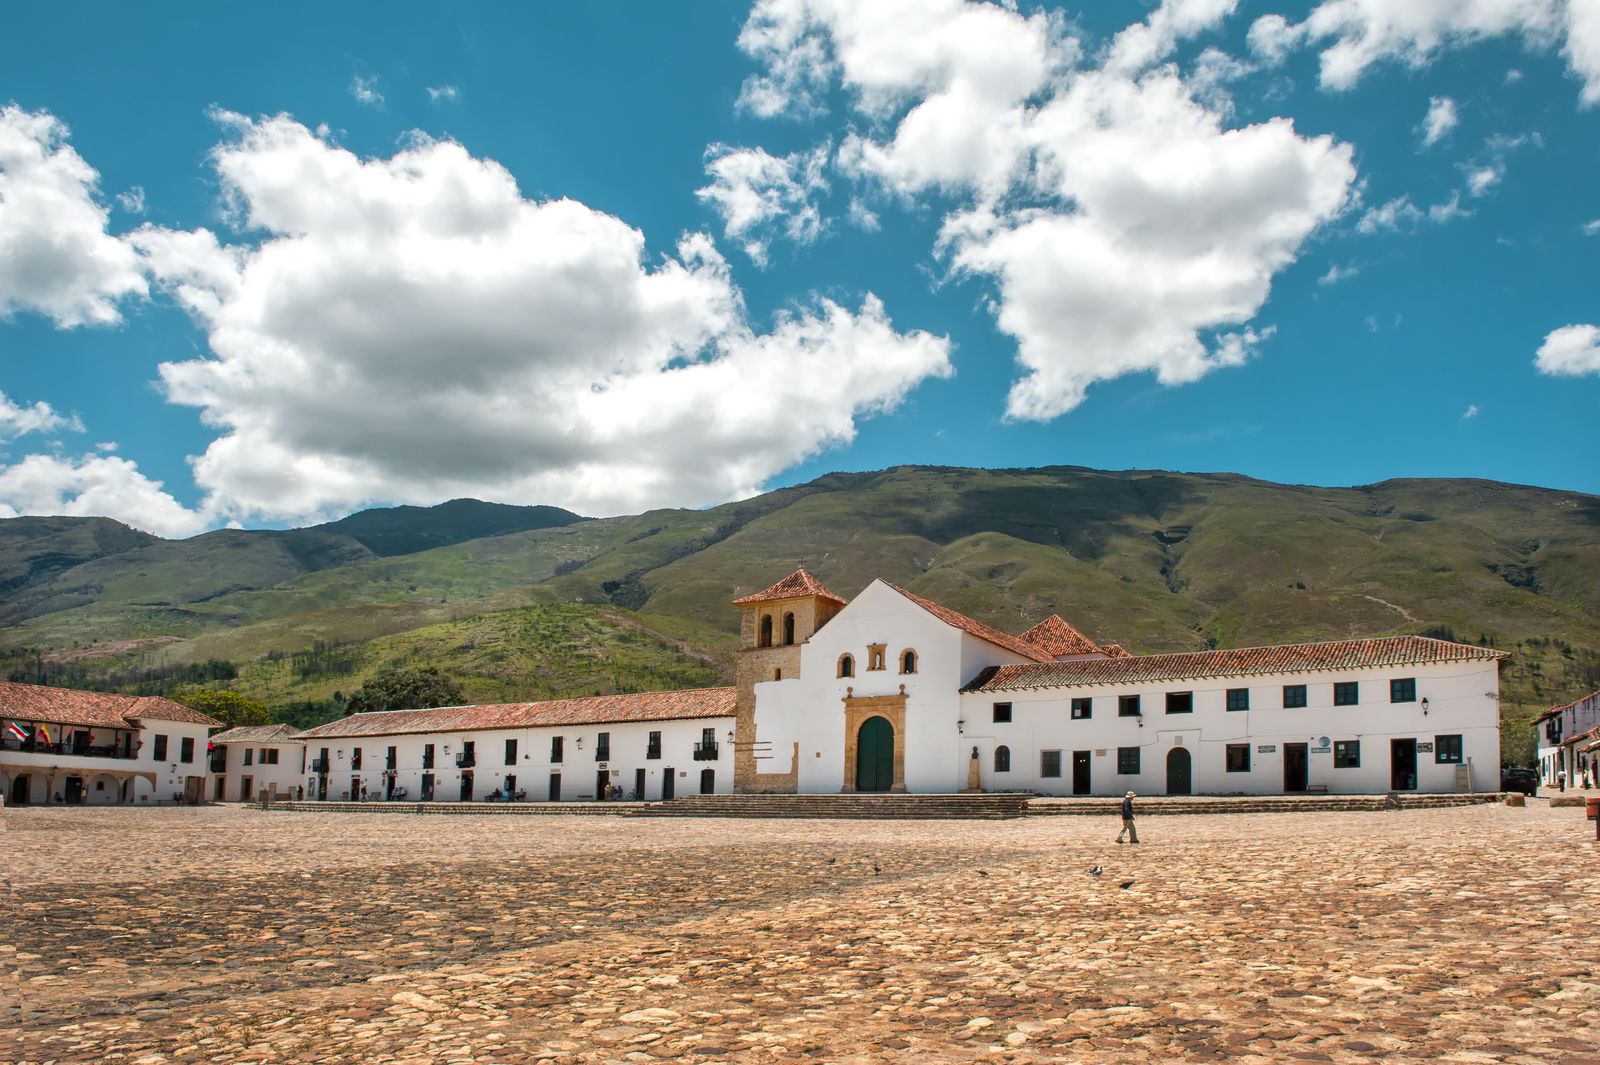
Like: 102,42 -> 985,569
9,773 -> 30,804
855,716 -> 895,792
1166,746 -> 1192,795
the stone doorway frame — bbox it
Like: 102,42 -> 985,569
841,690 -> 907,793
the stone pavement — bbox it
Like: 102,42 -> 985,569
3,803 -> 1598,1063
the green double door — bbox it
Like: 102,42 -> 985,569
855,716 -> 894,792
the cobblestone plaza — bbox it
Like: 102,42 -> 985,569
4,804 -> 1598,1063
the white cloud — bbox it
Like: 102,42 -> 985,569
696,142 -> 830,265
847,197 -> 880,231
351,74 -> 384,107
1465,164 -> 1502,195
0,452 -> 210,537
116,185 -> 146,214
1535,322 -> 1600,375
0,105 -> 146,327
1462,403 -> 1479,418
1419,95 -> 1459,146
130,114 -> 951,522
427,85 -> 460,103
1583,218 -> 1600,234
1505,66 -> 1525,82
1357,194 -> 1423,233
737,0 -> 1355,421
1318,261 -> 1359,284
0,392 -> 82,441
1428,190 -> 1470,221
1248,0 -> 1600,104
1107,0 -> 1239,76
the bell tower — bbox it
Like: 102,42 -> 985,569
730,568 -> 847,792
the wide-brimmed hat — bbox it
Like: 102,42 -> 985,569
1125,790 -> 1136,797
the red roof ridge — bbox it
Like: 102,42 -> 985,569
1019,614 -> 1104,657
884,582 -> 1053,663
294,686 -> 737,739
963,634 -> 1508,692
732,568 -> 848,607
0,680 -> 221,729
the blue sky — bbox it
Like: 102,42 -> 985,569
1,0 -> 1597,536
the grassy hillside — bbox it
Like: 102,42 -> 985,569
1,466 -> 1594,761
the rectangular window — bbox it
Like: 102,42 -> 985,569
1435,734 -> 1463,764
1119,694 -> 1141,717
1225,743 -> 1250,772
595,732 -> 610,761
1334,682 -> 1359,706
265,748 -> 278,765
505,738 -> 518,766
1282,684 -> 1307,709
1040,750 -> 1062,778
153,734 -> 168,761
993,702 -> 1012,723
243,748 -> 254,766
1226,688 -> 1250,711
422,743 -> 435,769
386,745 -> 397,769
1070,697 -> 1092,720
647,731 -> 662,759
1117,747 -> 1140,774
350,747 -> 362,770
179,736 -> 195,764
1391,677 -> 1417,703
550,736 -> 563,763
1334,740 -> 1361,768
1165,691 -> 1193,714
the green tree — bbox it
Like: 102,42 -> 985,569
173,688 -> 271,728
346,666 -> 465,713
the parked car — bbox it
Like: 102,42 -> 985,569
1501,767 -> 1540,796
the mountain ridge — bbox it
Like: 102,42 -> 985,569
1,465 -> 1594,763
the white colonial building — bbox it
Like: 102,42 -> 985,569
293,689 -> 735,803
735,570 -> 1507,796
0,681 -> 221,805
208,723 -> 307,802
288,569 -> 1508,801
1534,688 -> 1600,787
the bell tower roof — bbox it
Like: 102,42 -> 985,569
731,568 -> 848,608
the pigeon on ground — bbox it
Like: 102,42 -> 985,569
825,857 -> 836,865
977,870 -> 988,877
873,864 -> 882,875
1089,866 -> 1103,876
1119,880 -> 1135,890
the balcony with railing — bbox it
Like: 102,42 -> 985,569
310,757 -> 328,773
693,741 -> 720,761
1,737 -> 139,761
455,753 -> 475,768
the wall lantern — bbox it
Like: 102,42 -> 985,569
1421,697 -> 1430,716
576,737 -> 584,750
956,718 -> 965,735
727,729 -> 735,744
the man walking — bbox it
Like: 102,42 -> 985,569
1116,790 -> 1139,844
1558,768 -> 1567,793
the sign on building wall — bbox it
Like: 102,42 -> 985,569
1257,745 -> 1277,754
1417,742 -> 1434,753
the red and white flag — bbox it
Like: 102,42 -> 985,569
6,721 -> 30,743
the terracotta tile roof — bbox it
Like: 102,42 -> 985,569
0,681 -> 222,729
962,636 -> 1509,692
885,583 -> 1053,663
1536,688 -> 1600,724
732,568 -> 848,607
295,686 -> 737,740
209,723 -> 304,745
1100,643 -> 1131,658
1019,614 -> 1104,658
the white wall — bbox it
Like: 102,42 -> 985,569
301,716 -> 734,802
753,581 -> 1042,793
215,742 -> 306,801
959,659 -> 1502,795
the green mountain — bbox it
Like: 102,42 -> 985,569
315,497 -> 584,557
2,467 -> 1595,763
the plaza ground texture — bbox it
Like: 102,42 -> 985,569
3,803 -> 1599,1063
